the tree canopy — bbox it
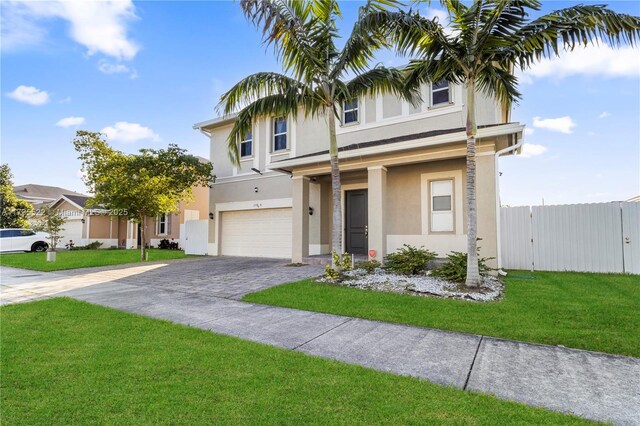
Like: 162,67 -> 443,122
73,131 -> 213,259
0,164 -> 33,229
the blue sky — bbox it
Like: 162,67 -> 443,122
1,0 -> 639,206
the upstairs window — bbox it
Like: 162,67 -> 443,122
343,99 -> 359,124
430,179 -> 454,232
273,117 -> 287,152
431,80 -> 450,106
240,130 -> 252,158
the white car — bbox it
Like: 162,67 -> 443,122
0,229 -> 50,253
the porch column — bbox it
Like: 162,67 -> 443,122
367,166 -> 387,261
291,175 -> 310,263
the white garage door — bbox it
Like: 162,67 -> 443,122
59,219 -> 84,248
221,208 -> 292,258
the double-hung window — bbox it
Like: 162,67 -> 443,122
240,130 -> 252,158
273,117 -> 287,152
430,180 -> 454,232
156,213 -> 167,235
343,99 -> 359,124
431,80 -> 450,106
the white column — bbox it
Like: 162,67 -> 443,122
291,175 -> 310,263
367,166 -> 387,261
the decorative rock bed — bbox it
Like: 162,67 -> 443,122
324,268 -> 504,302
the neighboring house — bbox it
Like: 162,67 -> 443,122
194,81 -> 524,268
21,171 -> 210,250
49,192 -> 209,249
14,184 -> 87,206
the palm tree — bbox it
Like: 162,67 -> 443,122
219,0 -> 420,259
365,0 -> 640,287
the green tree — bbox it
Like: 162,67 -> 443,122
0,164 -> 33,228
367,0 -> 640,287
219,0 -> 420,259
32,206 -> 66,254
73,131 -> 213,261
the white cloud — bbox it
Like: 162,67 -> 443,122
58,96 -> 71,104
598,111 -> 612,119
519,143 -> 548,158
56,116 -> 85,128
533,116 -> 577,134
524,127 -> 535,136
98,60 -> 137,79
101,122 -> 160,143
423,7 -> 456,36
1,0 -> 139,60
6,85 -> 50,105
519,41 -> 640,83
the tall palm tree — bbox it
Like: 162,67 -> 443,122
219,0 -> 420,259
365,0 -> 640,287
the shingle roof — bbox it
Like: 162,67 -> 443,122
13,184 -> 87,201
62,194 -> 92,208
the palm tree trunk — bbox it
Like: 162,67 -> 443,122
140,215 -> 146,262
326,107 -> 342,263
465,80 -> 481,288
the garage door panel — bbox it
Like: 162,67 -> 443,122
221,208 -> 292,258
59,220 -> 84,248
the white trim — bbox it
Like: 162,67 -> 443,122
420,170 -> 463,236
50,195 -> 85,210
290,116 -> 297,157
271,123 -> 524,170
215,198 -> 293,213
253,118 -> 260,171
367,165 -> 387,172
375,95 -> 383,122
213,171 -> 288,184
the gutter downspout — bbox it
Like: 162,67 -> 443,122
494,131 -> 523,275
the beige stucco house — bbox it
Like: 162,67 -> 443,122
47,185 -> 209,250
194,81 -> 524,268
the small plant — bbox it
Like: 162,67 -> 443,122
432,250 -> 494,284
31,207 -> 66,253
383,245 -> 437,276
354,259 -> 381,274
323,251 -> 352,282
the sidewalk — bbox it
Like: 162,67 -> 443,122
2,265 -> 639,424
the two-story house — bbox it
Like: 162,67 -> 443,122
194,81 -> 524,269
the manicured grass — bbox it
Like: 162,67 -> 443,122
0,248 -> 189,271
1,298 -> 587,424
243,271 -> 640,358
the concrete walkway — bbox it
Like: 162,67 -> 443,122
1,262 -> 638,425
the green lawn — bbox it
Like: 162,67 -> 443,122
0,249 -> 189,271
1,298 -> 587,425
243,271 -> 640,358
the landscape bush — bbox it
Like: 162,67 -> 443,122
354,259 -> 381,274
432,250 -> 494,283
323,252 -> 352,283
383,245 -> 437,276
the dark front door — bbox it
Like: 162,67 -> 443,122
345,189 -> 368,254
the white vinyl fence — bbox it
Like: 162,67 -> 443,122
501,202 -> 640,274
183,220 -> 209,256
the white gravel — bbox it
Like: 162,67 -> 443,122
324,268 -> 503,302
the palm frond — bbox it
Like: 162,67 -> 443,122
227,92 -> 323,165
343,65 -> 423,107
217,72 -> 305,116
240,0 -> 322,82
510,4 -> 640,69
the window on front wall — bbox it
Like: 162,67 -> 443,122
240,130 -> 252,158
343,99 -> 359,124
156,213 -> 167,235
273,117 -> 287,152
431,80 -> 450,106
431,179 -> 454,232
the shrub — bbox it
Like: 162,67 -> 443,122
323,252 -> 352,283
432,250 -> 494,283
70,241 -> 103,251
383,245 -> 437,276
354,259 -> 381,274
